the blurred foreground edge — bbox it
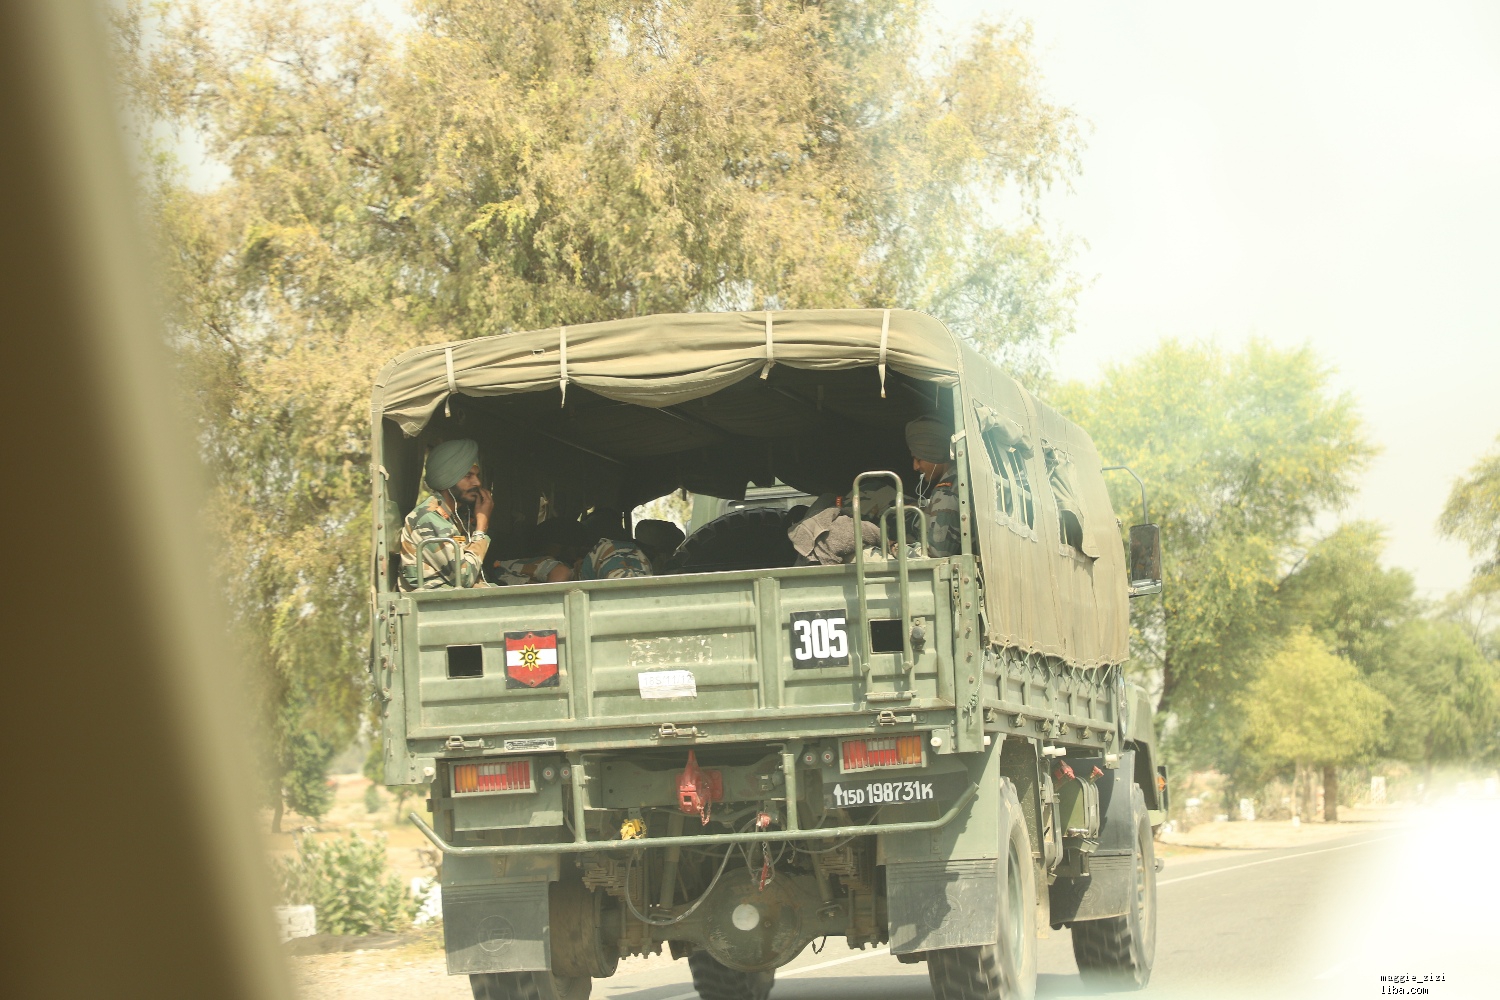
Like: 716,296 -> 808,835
0,4 -> 291,1000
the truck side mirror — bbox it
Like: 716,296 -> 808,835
1128,523 -> 1163,598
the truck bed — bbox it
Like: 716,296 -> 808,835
381,559 -> 962,780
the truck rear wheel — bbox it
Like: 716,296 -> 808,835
687,951 -> 774,1000
927,779 -> 1038,1000
469,972 -> 590,1000
668,507 -> 796,573
1070,786 -> 1156,990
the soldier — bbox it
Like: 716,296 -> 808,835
633,519 -> 685,573
399,438 -> 494,590
490,518 -> 581,585
577,509 -> 653,580
905,415 -> 961,557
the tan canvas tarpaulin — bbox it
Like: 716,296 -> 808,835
373,309 -> 1128,668
374,309 -> 962,438
956,341 -> 1129,668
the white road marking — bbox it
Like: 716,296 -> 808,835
649,947 -> 894,1000
642,837 -> 1395,999
781,947 -> 892,977
1156,836 -> 1396,887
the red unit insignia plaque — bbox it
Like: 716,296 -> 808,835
504,630 -> 559,688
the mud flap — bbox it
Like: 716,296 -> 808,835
442,879 -> 550,974
887,857 -> 1001,953
885,746 -> 1016,954
1049,750 -> 1136,924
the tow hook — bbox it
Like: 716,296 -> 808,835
676,750 -> 723,825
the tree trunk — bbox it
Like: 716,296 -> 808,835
271,794 -> 284,835
1323,765 -> 1339,823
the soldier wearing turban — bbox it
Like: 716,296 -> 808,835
905,416 -> 961,557
398,438 -> 495,590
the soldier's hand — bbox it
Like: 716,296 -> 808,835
474,486 -> 495,523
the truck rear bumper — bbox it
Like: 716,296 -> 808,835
410,780 -> 978,857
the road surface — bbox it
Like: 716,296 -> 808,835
589,804 -> 1496,1000
293,801 -> 1498,1000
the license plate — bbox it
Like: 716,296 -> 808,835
824,771 -> 967,808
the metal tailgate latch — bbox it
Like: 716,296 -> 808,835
657,723 -> 703,740
444,735 -> 485,751
875,709 -> 916,726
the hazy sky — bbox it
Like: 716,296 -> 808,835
201,1 -> 1498,595
928,0 -> 1500,596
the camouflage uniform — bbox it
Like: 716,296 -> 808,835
399,494 -> 490,590
491,556 -> 569,586
578,538 -> 653,580
922,479 -> 961,557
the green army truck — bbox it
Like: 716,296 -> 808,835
370,310 -> 1166,1000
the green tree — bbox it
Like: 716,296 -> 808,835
1051,340 -> 1373,763
1439,435 -> 1500,594
1280,521 -> 1416,674
1238,631 -> 1387,821
116,0 -> 1083,790
1368,620 -> 1500,772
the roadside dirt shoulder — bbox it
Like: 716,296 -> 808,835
1160,805 -> 1405,851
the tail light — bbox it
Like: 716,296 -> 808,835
840,735 -> 924,773
451,759 -> 533,796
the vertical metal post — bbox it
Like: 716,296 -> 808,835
565,589 -> 592,722
951,391 -> 974,558
567,752 -> 588,844
781,743 -> 802,832
658,812 -> 686,908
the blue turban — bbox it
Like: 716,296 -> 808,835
424,438 -> 480,492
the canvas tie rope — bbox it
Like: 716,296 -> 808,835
559,325 -> 569,406
443,347 -> 457,416
878,309 -> 891,398
761,311 -> 774,379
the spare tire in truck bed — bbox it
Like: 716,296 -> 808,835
666,507 -> 798,573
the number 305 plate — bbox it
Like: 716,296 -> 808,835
789,609 -> 851,669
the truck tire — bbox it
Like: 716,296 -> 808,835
469,972 -> 590,1000
927,779 -> 1038,1000
1070,785 -> 1156,990
669,507 -> 796,573
687,951 -> 774,1000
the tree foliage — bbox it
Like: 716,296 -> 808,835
1050,339 -> 1373,756
115,0 -> 1083,790
1237,631 -> 1386,775
1368,620 -> 1500,769
1440,435 -> 1500,594
1281,524 -> 1500,769
1280,521 -> 1416,673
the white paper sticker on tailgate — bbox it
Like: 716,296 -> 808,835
637,669 -> 697,699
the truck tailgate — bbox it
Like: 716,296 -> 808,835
397,562 -> 955,740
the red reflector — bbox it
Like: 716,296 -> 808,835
452,760 -> 532,795
840,736 -> 924,772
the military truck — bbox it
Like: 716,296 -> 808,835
370,309 -> 1166,1000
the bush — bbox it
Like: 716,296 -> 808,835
274,832 -> 417,935
363,782 -> 384,814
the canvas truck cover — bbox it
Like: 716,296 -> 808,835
373,309 -> 962,436
372,308 -> 1128,667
